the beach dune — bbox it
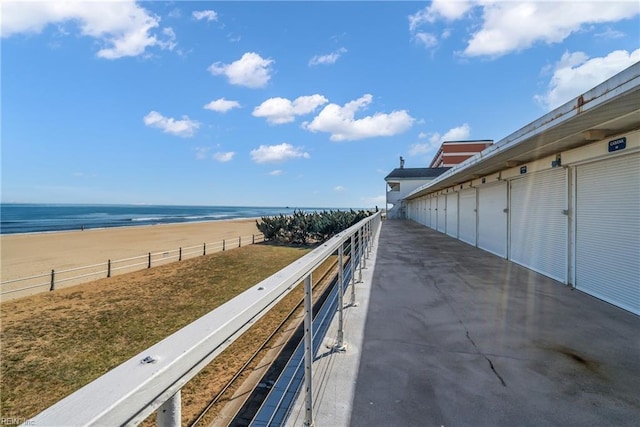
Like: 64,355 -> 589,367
0,219 -> 262,300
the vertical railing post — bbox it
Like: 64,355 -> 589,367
350,234 -> 356,287
366,222 -> 372,258
252,234 -> 255,244
303,274 -> 314,427
203,243 -> 206,256
362,226 -> 367,270
107,260 -> 111,278
179,247 -> 182,261
148,253 -> 151,269
358,229 -> 363,282
239,236 -> 241,247
157,390 -> 181,427
49,269 -> 55,291
364,223 -> 368,258
350,234 -> 358,305
334,243 -> 346,351
223,239 -> 226,251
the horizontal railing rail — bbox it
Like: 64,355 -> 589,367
0,234 -> 264,297
28,212 -> 380,427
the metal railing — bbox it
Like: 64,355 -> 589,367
28,212 -> 381,427
250,242 -> 357,426
0,234 -> 264,298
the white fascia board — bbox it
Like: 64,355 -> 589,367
406,63 -> 640,200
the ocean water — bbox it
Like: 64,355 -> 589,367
0,204 -> 332,235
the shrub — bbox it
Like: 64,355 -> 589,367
257,209 -> 372,244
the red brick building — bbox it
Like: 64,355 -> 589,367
429,140 -> 493,167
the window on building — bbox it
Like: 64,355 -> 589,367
388,182 -> 400,192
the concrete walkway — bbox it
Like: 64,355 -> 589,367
348,220 -> 640,427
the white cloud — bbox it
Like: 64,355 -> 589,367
1,1 -> 175,59
208,52 -> 274,88
204,98 -> 241,113
334,186 -> 346,192
195,147 -> 211,160
409,0 -> 472,48
535,49 -> 640,111
252,95 -> 328,124
414,32 -> 438,48
408,2 -> 639,58
434,123 -> 471,143
408,142 -> 435,156
158,27 -> 177,51
303,94 -> 414,141
409,0 -> 472,31
595,28 -> 625,39
410,124 -> 471,156
250,143 -> 310,164
193,10 -> 218,22
443,123 -> 471,141
309,47 -> 347,66
143,111 -> 200,138
269,170 -> 283,176
465,2 -> 639,57
213,151 -> 235,162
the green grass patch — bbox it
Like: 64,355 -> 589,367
1,244 -> 311,420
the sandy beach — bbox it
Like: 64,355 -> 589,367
0,219 -> 262,299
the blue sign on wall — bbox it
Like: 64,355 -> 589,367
608,137 -> 626,152
520,166 -> 527,174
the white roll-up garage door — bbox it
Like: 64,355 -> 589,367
437,195 -> 446,232
446,193 -> 458,238
458,188 -> 477,246
429,197 -> 436,229
575,153 -> 640,315
425,198 -> 431,227
477,182 -> 508,258
510,169 -> 567,282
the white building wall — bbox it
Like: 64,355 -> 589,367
387,178 -> 438,219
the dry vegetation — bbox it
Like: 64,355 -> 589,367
0,243 -> 333,423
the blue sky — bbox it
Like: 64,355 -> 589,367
2,1 -> 639,208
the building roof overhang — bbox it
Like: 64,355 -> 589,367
384,167 -> 451,180
407,63 -> 640,200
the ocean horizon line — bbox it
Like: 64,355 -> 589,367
0,202 -> 357,210
0,204 -> 370,235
